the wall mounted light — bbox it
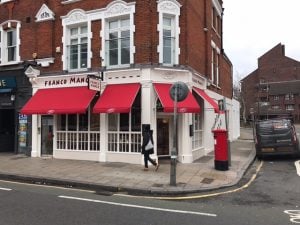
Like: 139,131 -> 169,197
10,94 -> 15,101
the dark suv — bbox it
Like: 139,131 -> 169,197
255,119 -> 300,158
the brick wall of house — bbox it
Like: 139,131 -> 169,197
0,0 -> 232,97
242,43 -> 300,122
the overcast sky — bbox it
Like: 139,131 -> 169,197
223,0 -> 300,81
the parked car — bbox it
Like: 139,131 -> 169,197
255,119 -> 300,159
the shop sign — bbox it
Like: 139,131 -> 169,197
88,76 -> 101,91
0,77 -> 16,89
43,76 -> 89,88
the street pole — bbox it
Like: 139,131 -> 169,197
170,86 -> 177,186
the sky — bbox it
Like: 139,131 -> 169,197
222,0 -> 300,81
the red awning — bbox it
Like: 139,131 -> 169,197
153,83 -> 201,113
21,87 -> 97,115
93,83 -> 140,113
193,87 -> 220,113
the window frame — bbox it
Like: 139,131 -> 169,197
67,24 -> 88,71
0,21 -> 20,65
157,0 -> 181,66
105,17 -> 131,68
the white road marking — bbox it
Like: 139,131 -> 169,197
58,195 -> 217,217
0,187 -> 12,191
284,210 -> 300,223
295,160 -> 300,176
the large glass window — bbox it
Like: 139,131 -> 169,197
68,25 -> 88,70
106,18 -> 130,67
56,109 -> 101,152
107,92 -> 141,153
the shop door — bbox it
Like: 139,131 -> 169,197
157,118 -> 170,156
41,116 -> 53,155
0,109 -> 15,152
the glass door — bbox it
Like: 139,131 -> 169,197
156,117 -> 170,156
41,115 -> 53,155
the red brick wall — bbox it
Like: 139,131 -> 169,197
0,0 -> 232,98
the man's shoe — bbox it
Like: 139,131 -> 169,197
143,168 -> 149,171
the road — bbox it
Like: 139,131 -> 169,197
0,156 -> 299,225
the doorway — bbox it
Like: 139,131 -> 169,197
156,117 -> 170,157
0,109 -> 15,152
41,115 -> 53,155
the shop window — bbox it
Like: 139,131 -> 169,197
107,92 -> 141,153
192,113 -> 203,149
56,110 -> 101,151
79,112 -> 88,131
67,114 -> 77,131
105,17 -> 131,68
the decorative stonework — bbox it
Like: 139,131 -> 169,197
64,10 -> 87,25
35,4 -> 55,22
104,2 -> 132,17
157,0 -> 181,14
159,2 -> 179,14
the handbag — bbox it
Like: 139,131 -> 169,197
145,139 -> 153,151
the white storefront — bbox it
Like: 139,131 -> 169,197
22,66 -> 240,164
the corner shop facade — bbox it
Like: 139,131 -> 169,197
21,66 -> 240,164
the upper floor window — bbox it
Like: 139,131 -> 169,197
157,0 -> 181,66
62,9 -> 92,71
0,21 -> 20,65
273,95 -> 279,101
105,17 -> 130,67
162,16 -> 175,65
211,41 -> 220,86
68,25 -> 88,70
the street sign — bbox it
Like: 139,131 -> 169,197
169,81 -> 189,102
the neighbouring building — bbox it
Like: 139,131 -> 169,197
241,43 -> 300,123
0,0 -> 239,164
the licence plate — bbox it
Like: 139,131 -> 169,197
261,147 -> 275,152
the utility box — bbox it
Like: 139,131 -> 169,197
212,129 -> 229,171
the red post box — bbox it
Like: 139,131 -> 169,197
212,129 -> 229,171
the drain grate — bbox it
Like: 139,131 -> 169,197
201,178 -> 214,184
152,183 -> 164,187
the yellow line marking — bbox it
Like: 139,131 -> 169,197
115,160 -> 264,200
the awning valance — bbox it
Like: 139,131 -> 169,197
21,87 -> 96,115
193,87 -> 220,113
93,83 -> 140,113
153,83 -> 201,113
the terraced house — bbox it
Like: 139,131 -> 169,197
0,0 -> 239,164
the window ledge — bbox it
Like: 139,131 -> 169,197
61,0 -> 81,5
0,61 -> 21,66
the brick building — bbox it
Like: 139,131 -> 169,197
0,0 -> 239,164
241,43 -> 300,123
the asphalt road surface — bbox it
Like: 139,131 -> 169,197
0,157 -> 299,225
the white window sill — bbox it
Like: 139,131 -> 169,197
0,61 -> 21,66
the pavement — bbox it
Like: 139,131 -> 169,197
0,127 -> 256,196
